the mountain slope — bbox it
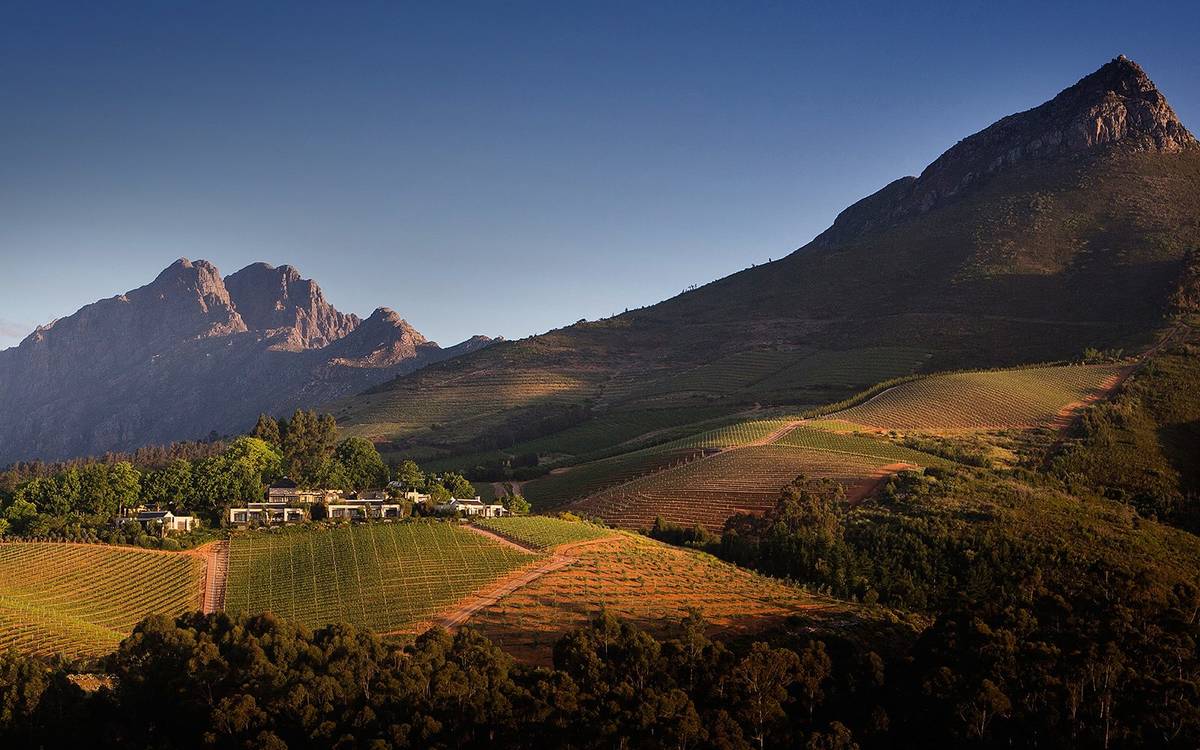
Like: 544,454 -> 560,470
0,260 -> 494,463
336,57 -> 1200,459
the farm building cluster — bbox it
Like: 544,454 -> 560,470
226,478 -> 508,526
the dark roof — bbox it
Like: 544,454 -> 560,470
136,511 -> 172,520
270,477 -> 298,489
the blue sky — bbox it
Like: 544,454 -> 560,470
1,1 -> 1197,349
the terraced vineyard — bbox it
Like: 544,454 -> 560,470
832,363 -> 1127,430
774,427 -> 953,467
572,444 -> 890,530
522,446 -> 706,508
224,522 -> 534,633
0,542 -> 205,658
475,516 -> 612,550
658,417 -> 800,450
466,532 -> 861,664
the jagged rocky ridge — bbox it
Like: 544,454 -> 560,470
0,260 -> 494,463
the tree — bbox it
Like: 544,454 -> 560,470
394,460 -> 425,492
78,463 -> 123,513
108,463 -> 142,512
439,472 -> 476,500
502,493 -> 531,515
281,410 -> 337,486
3,498 -> 39,536
333,437 -> 388,491
732,642 -> 803,749
251,414 -> 281,448
140,460 -> 193,508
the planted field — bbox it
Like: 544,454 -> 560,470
522,446 -> 706,508
573,444 -> 890,531
773,427 -> 953,468
475,516 -> 611,550
466,533 -> 857,664
659,417 -> 800,450
833,364 -> 1127,431
0,542 -> 205,658
224,522 -> 533,632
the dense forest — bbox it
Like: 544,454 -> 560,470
2,597 -> 1197,749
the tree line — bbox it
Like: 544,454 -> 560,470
4,596 -> 1197,750
0,411 -> 490,542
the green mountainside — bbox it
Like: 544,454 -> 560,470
334,57 -> 1200,471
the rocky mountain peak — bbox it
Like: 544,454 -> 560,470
362,307 -> 422,335
814,56 -> 1196,246
0,259 -> 493,463
223,262 -> 359,350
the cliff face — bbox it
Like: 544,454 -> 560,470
0,260 -> 494,463
815,56 -> 1198,246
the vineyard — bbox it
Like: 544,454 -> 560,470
832,364 -> 1127,430
0,542 -> 205,658
773,427 -> 953,467
572,444 -> 890,530
224,522 -> 534,632
475,516 -> 612,550
522,445 -> 706,507
657,417 -> 800,450
466,532 -> 859,664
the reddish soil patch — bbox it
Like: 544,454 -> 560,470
846,463 -> 915,506
1047,368 -> 1133,432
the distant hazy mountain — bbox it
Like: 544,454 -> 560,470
0,260 -> 494,463
335,56 -> 1200,455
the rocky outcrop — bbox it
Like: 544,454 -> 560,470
224,262 -> 359,350
815,56 -> 1198,246
0,260 -> 494,463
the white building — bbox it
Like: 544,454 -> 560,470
433,497 -> 508,518
327,491 -> 403,520
120,509 -> 197,534
228,501 -> 307,526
